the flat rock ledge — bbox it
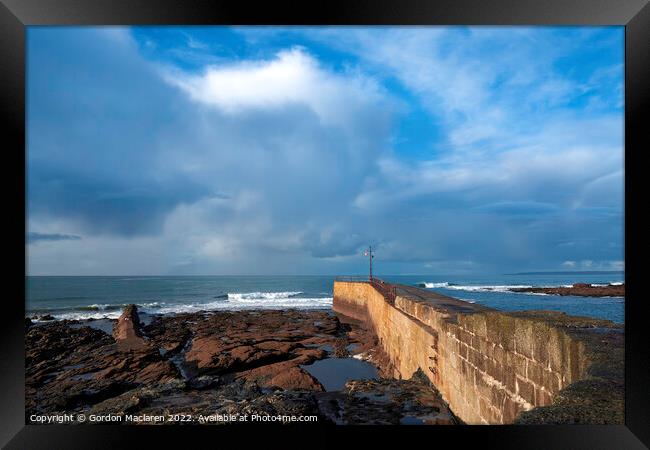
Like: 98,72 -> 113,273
510,283 -> 624,297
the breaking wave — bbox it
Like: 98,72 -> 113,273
227,291 -> 303,300
418,282 -> 532,293
418,282 -> 451,288
444,284 -> 533,293
27,291 -> 332,321
419,282 -> 624,296
419,282 -> 536,293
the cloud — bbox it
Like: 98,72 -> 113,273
27,232 -> 81,243
473,202 -> 560,217
26,27 -> 624,275
352,132 -> 622,214
272,27 -> 623,153
27,27 -> 212,237
164,47 -> 388,127
27,28 -> 396,274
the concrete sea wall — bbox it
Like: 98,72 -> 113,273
333,281 -> 622,424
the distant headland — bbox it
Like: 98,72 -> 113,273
506,270 -> 624,275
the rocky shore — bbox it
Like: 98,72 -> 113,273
26,305 -> 455,425
509,283 -> 624,297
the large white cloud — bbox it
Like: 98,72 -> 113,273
164,47 -> 388,128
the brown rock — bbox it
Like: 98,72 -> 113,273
185,338 -> 298,374
135,360 -> 179,384
333,337 -> 350,357
114,304 -> 148,351
184,336 -> 224,370
268,367 -> 325,391
26,309 -> 376,418
510,283 -> 624,297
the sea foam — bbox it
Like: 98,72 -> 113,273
30,291 -> 333,321
421,282 -> 532,293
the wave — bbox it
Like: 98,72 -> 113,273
31,301 -> 163,313
156,297 -> 333,314
442,283 -> 625,293
227,291 -> 303,300
419,282 -> 625,298
33,310 -> 123,322
445,284 -> 534,293
77,304 -> 120,311
418,282 -> 451,288
29,292 -> 332,321
419,283 -> 532,293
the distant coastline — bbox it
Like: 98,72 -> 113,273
506,270 -> 624,276
509,282 -> 624,297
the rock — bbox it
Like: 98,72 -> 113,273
25,309 -> 385,421
182,311 -> 339,375
135,360 -> 178,384
333,337 -> 349,357
510,283 -> 624,297
122,379 -> 321,421
515,379 -> 624,424
188,375 -> 219,390
114,304 -> 148,351
142,317 -> 191,355
25,317 -> 182,417
89,387 -> 152,416
340,375 -> 456,425
26,320 -> 113,370
25,318 -> 33,328
39,314 -> 55,321
32,378 -> 137,413
268,367 -> 325,391
88,379 -> 187,417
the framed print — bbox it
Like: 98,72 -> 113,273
1,0 -> 648,448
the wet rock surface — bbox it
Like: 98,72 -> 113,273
509,283 -> 624,297
26,306 -> 453,424
317,369 -> 456,425
26,317 -> 179,417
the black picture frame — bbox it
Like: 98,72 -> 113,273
1,0 -> 647,448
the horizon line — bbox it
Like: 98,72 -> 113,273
26,270 -> 625,277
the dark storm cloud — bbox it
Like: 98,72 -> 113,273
27,28 -> 210,236
27,232 -> 81,243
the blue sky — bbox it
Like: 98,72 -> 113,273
26,26 -> 624,275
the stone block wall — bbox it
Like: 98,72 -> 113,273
333,281 -> 591,424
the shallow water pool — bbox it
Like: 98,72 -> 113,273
301,357 -> 379,391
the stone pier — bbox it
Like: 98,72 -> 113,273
333,281 -> 623,424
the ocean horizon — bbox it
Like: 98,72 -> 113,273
26,272 -> 625,323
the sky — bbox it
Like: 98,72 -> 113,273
26,26 -> 624,276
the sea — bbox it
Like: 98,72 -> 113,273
26,272 -> 625,324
